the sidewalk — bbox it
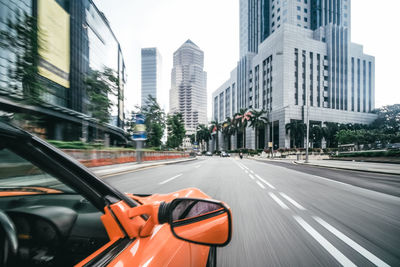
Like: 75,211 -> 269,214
295,159 -> 400,175
90,157 -> 197,177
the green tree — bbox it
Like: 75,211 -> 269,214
84,67 -> 119,124
138,95 -> 166,147
285,120 -> 306,148
166,113 -> 186,148
310,124 -> 323,148
0,11 -> 44,103
196,124 -> 211,151
210,120 -> 221,151
322,122 -> 339,148
221,117 -> 236,151
249,109 -> 268,149
371,104 -> 400,134
234,109 -> 252,149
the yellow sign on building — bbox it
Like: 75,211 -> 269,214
37,0 -> 70,88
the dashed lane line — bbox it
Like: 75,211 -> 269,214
314,217 -> 390,267
268,192 -> 289,210
249,174 -> 255,180
159,174 -> 183,185
294,216 -> 356,267
279,192 -> 306,210
255,174 -> 276,189
256,181 -> 266,189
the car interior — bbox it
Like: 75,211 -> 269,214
0,144 -> 109,267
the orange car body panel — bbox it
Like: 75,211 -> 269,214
76,188 -> 213,267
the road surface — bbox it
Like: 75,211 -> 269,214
104,157 -> 400,266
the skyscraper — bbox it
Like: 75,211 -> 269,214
141,48 -> 162,106
213,0 -> 375,149
170,40 -> 207,135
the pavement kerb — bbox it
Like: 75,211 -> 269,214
93,157 -> 197,178
249,157 -> 400,175
294,160 -> 400,175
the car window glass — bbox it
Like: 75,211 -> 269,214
0,148 -> 76,195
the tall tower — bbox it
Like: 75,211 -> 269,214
170,40 -> 207,135
141,48 -> 162,106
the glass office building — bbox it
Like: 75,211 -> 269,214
0,0 -> 127,141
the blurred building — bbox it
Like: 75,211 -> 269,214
0,0 -> 127,143
141,47 -> 162,107
170,39 -> 207,135
212,0 -> 376,150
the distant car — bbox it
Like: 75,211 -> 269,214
0,121 -> 232,267
196,151 -> 202,156
205,151 -> 213,156
388,143 -> 400,150
220,152 -> 230,157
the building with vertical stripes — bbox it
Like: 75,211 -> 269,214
170,40 -> 207,135
212,0 -> 376,150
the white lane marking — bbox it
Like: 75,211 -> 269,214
255,174 -> 276,189
314,217 -> 390,267
244,170 -> 249,174
268,192 -> 289,210
240,164 -> 249,170
249,174 -> 255,180
159,174 -> 183,185
236,164 -> 244,170
194,164 -> 201,168
249,170 -> 254,174
279,192 -> 306,210
294,216 -> 356,267
256,181 -> 266,189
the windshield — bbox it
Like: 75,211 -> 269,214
0,148 -> 76,196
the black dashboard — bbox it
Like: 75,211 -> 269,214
0,194 -> 109,266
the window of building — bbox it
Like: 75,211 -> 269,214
297,15 -> 301,20
297,6 -> 301,11
277,16 -> 280,21
304,17 -> 307,22
304,8 -> 307,13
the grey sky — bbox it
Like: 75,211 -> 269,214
95,0 -> 399,118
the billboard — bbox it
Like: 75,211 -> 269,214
37,0 -> 70,88
132,114 -> 147,141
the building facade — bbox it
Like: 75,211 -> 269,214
141,47 -> 162,106
0,0 -> 127,142
170,39 -> 207,135
213,0 -> 376,150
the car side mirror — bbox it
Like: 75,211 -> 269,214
158,198 -> 232,247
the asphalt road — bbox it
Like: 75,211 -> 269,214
104,157 -> 400,266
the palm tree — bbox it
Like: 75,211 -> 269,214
196,124 -> 211,151
221,117 -> 236,151
310,124 -> 323,148
210,120 -> 221,152
285,120 -> 306,148
234,109 -> 252,149
322,122 -> 339,148
249,109 -> 268,150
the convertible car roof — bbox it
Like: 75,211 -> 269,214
0,120 -> 31,139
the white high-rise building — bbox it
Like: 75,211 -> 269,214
141,48 -> 162,106
170,40 -> 207,135
213,0 -> 376,150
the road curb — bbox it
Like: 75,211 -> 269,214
294,161 -> 400,175
95,157 -> 197,178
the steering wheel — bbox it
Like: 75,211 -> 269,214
0,210 -> 18,266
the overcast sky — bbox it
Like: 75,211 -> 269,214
95,0 -> 400,117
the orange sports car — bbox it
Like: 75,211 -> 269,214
0,121 -> 232,266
